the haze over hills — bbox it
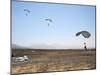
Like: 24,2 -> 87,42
12,44 -> 57,49
12,43 -> 95,49
12,44 -> 28,49
29,44 -> 79,49
29,44 -> 59,49
12,44 -> 65,49
12,43 -> 80,49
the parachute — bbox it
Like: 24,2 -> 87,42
45,18 -> 53,27
24,9 -> 31,16
76,31 -> 91,50
45,18 -> 52,22
76,31 -> 91,38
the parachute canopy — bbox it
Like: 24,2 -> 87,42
45,18 -> 53,22
76,31 -> 91,38
24,9 -> 31,16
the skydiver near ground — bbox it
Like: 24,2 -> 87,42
84,42 -> 87,50
76,31 -> 91,50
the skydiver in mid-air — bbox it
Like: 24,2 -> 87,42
45,18 -> 53,27
48,23 -> 50,27
24,9 -> 31,16
25,13 -> 28,16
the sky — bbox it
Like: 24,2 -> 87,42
12,0 -> 96,49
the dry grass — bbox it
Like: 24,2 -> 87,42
11,49 -> 96,74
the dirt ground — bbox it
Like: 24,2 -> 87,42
11,49 -> 96,74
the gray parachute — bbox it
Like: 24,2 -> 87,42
45,18 -> 52,22
76,31 -> 91,38
45,18 -> 53,27
24,9 -> 31,16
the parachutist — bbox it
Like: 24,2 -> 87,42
24,9 -> 31,16
84,42 -> 87,50
45,18 -> 52,27
48,24 -> 50,27
12,53 -> 15,57
76,31 -> 91,50
26,14 -> 28,16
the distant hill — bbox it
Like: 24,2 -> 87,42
29,44 -> 56,49
12,44 -> 56,49
12,44 -> 95,50
12,44 -> 28,49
